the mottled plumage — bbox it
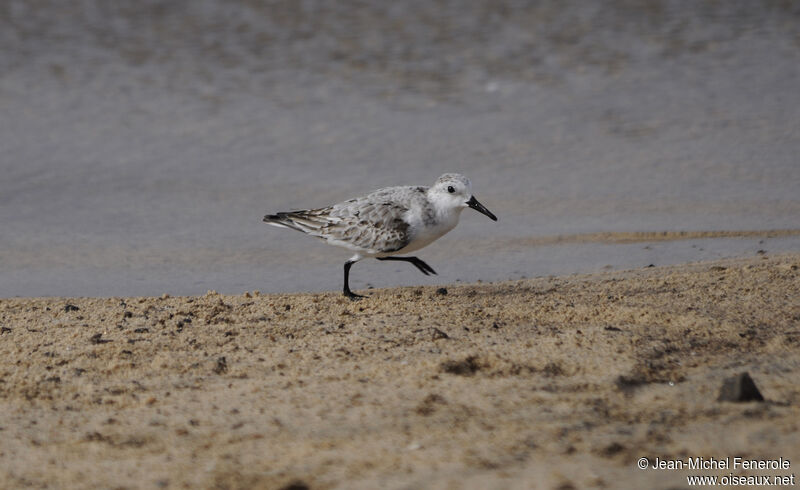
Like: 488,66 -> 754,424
264,173 -> 497,299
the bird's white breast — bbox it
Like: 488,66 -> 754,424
391,205 -> 462,255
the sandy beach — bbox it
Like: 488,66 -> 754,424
2,4 -> 799,487
1,253 -> 798,489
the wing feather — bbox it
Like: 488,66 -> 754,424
263,190 -> 415,254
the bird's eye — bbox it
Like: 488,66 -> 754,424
447,186 -> 455,194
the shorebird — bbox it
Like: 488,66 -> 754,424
263,173 -> 497,299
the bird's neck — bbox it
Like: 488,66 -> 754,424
435,205 -> 463,230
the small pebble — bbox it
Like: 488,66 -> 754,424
718,372 -> 764,402
214,357 -> 228,374
90,333 -> 111,344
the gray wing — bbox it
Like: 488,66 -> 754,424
264,186 -> 423,254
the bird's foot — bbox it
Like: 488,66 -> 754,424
409,257 -> 437,275
344,290 -> 366,301
377,256 -> 437,275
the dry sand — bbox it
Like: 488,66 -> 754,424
1,254 -> 799,489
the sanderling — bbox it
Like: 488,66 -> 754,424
263,173 -> 497,299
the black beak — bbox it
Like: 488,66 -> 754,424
466,196 -> 498,221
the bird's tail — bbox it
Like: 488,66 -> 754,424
263,212 -> 303,231
263,209 -> 335,234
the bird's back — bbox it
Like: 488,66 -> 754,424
265,185 -> 432,255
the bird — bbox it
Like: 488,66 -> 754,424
263,173 -> 497,299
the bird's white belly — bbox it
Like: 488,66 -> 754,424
384,213 -> 459,256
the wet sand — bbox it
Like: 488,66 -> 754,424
3,1 -> 799,297
1,254 -> 798,489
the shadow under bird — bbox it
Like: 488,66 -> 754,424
263,173 -> 497,299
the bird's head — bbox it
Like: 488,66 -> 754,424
429,173 -> 497,221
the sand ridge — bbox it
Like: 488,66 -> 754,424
506,229 -> 800,246
0,254 -> 799,488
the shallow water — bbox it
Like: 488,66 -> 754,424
2,1 -> 799,297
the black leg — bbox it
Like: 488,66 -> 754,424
343,260 -> 365,300
377,256 -> 437,276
